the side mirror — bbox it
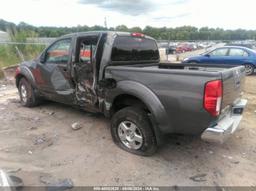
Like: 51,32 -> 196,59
40,52 -> 46,63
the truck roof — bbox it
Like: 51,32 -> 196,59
61,31 -> 155,40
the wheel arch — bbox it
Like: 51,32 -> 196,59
243,62 -> 255,67
15,66 -> 36,88
111,94 -> 149,114
15,73 -> 26,88
106,80 -> 172,145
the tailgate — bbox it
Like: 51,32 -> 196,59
221,66 -> 246,112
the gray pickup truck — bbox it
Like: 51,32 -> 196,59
15,31 -> 247,155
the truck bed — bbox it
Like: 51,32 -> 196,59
124,63 -> 239,72
105,63 -> 246,134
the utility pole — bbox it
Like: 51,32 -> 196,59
167,32 -> 171,61
104,17 -> 108,29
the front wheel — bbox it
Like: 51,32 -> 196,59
18,78 -> 40,107
244,64 -> 254,75
111,107 -> 157,156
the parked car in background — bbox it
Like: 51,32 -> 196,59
157,42 -> 176,54
183,46 -> 256,75
167,45 -> 176,54
176,43 -> 193,53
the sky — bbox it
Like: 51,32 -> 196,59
0,0 -> 255,29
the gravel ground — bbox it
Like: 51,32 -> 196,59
0,75 -> 255,187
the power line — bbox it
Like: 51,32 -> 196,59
104,17 -> 107,29
0,41 -> 49,45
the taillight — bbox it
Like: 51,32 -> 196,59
204,80 -> 223,117
131,32 -> 145,38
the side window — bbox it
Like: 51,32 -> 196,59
46,39 -> 71,63
229,48 -> 249,57
209,48 -> 228,56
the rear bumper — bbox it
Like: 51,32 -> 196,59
201,99 -> 247,143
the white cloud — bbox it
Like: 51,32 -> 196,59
0,0 -> 255,29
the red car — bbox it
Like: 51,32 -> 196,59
176,44 -> 193,53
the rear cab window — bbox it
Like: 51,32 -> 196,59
111,35 -> 159,64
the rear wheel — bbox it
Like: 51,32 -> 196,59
18,78 -> 40,107
244,64 -> 254,75
111,106 -> 157,156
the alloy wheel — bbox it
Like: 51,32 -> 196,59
117,121 -> 143,150
20,84 -> 28,103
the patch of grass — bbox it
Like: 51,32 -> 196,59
0,69 -> 4,79
0,45 -> 20,68
0,30 -> 46,80
0,44 -> 45,79
0,44 -> 45,67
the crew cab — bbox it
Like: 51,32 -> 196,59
15,31 -> 247,155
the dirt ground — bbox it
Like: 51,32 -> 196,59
0,75 -> 255,187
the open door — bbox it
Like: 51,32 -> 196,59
73,35 -> 99,109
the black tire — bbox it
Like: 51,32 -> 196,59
18,78 -> 40,107
244,64 -> 254,75
111,106 -> 157,156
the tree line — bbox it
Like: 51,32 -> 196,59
1,19 -> 256,41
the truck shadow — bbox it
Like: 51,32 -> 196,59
155,129 -> 247,168
157,134 -> 216,160
7,98 -> 249,186
36,100 -> 237,159
18,99 -> 245,172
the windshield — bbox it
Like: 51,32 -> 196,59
111,36 -> 159,63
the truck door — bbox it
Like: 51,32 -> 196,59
73,35 -> 99,108
36,38 -> 74,102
